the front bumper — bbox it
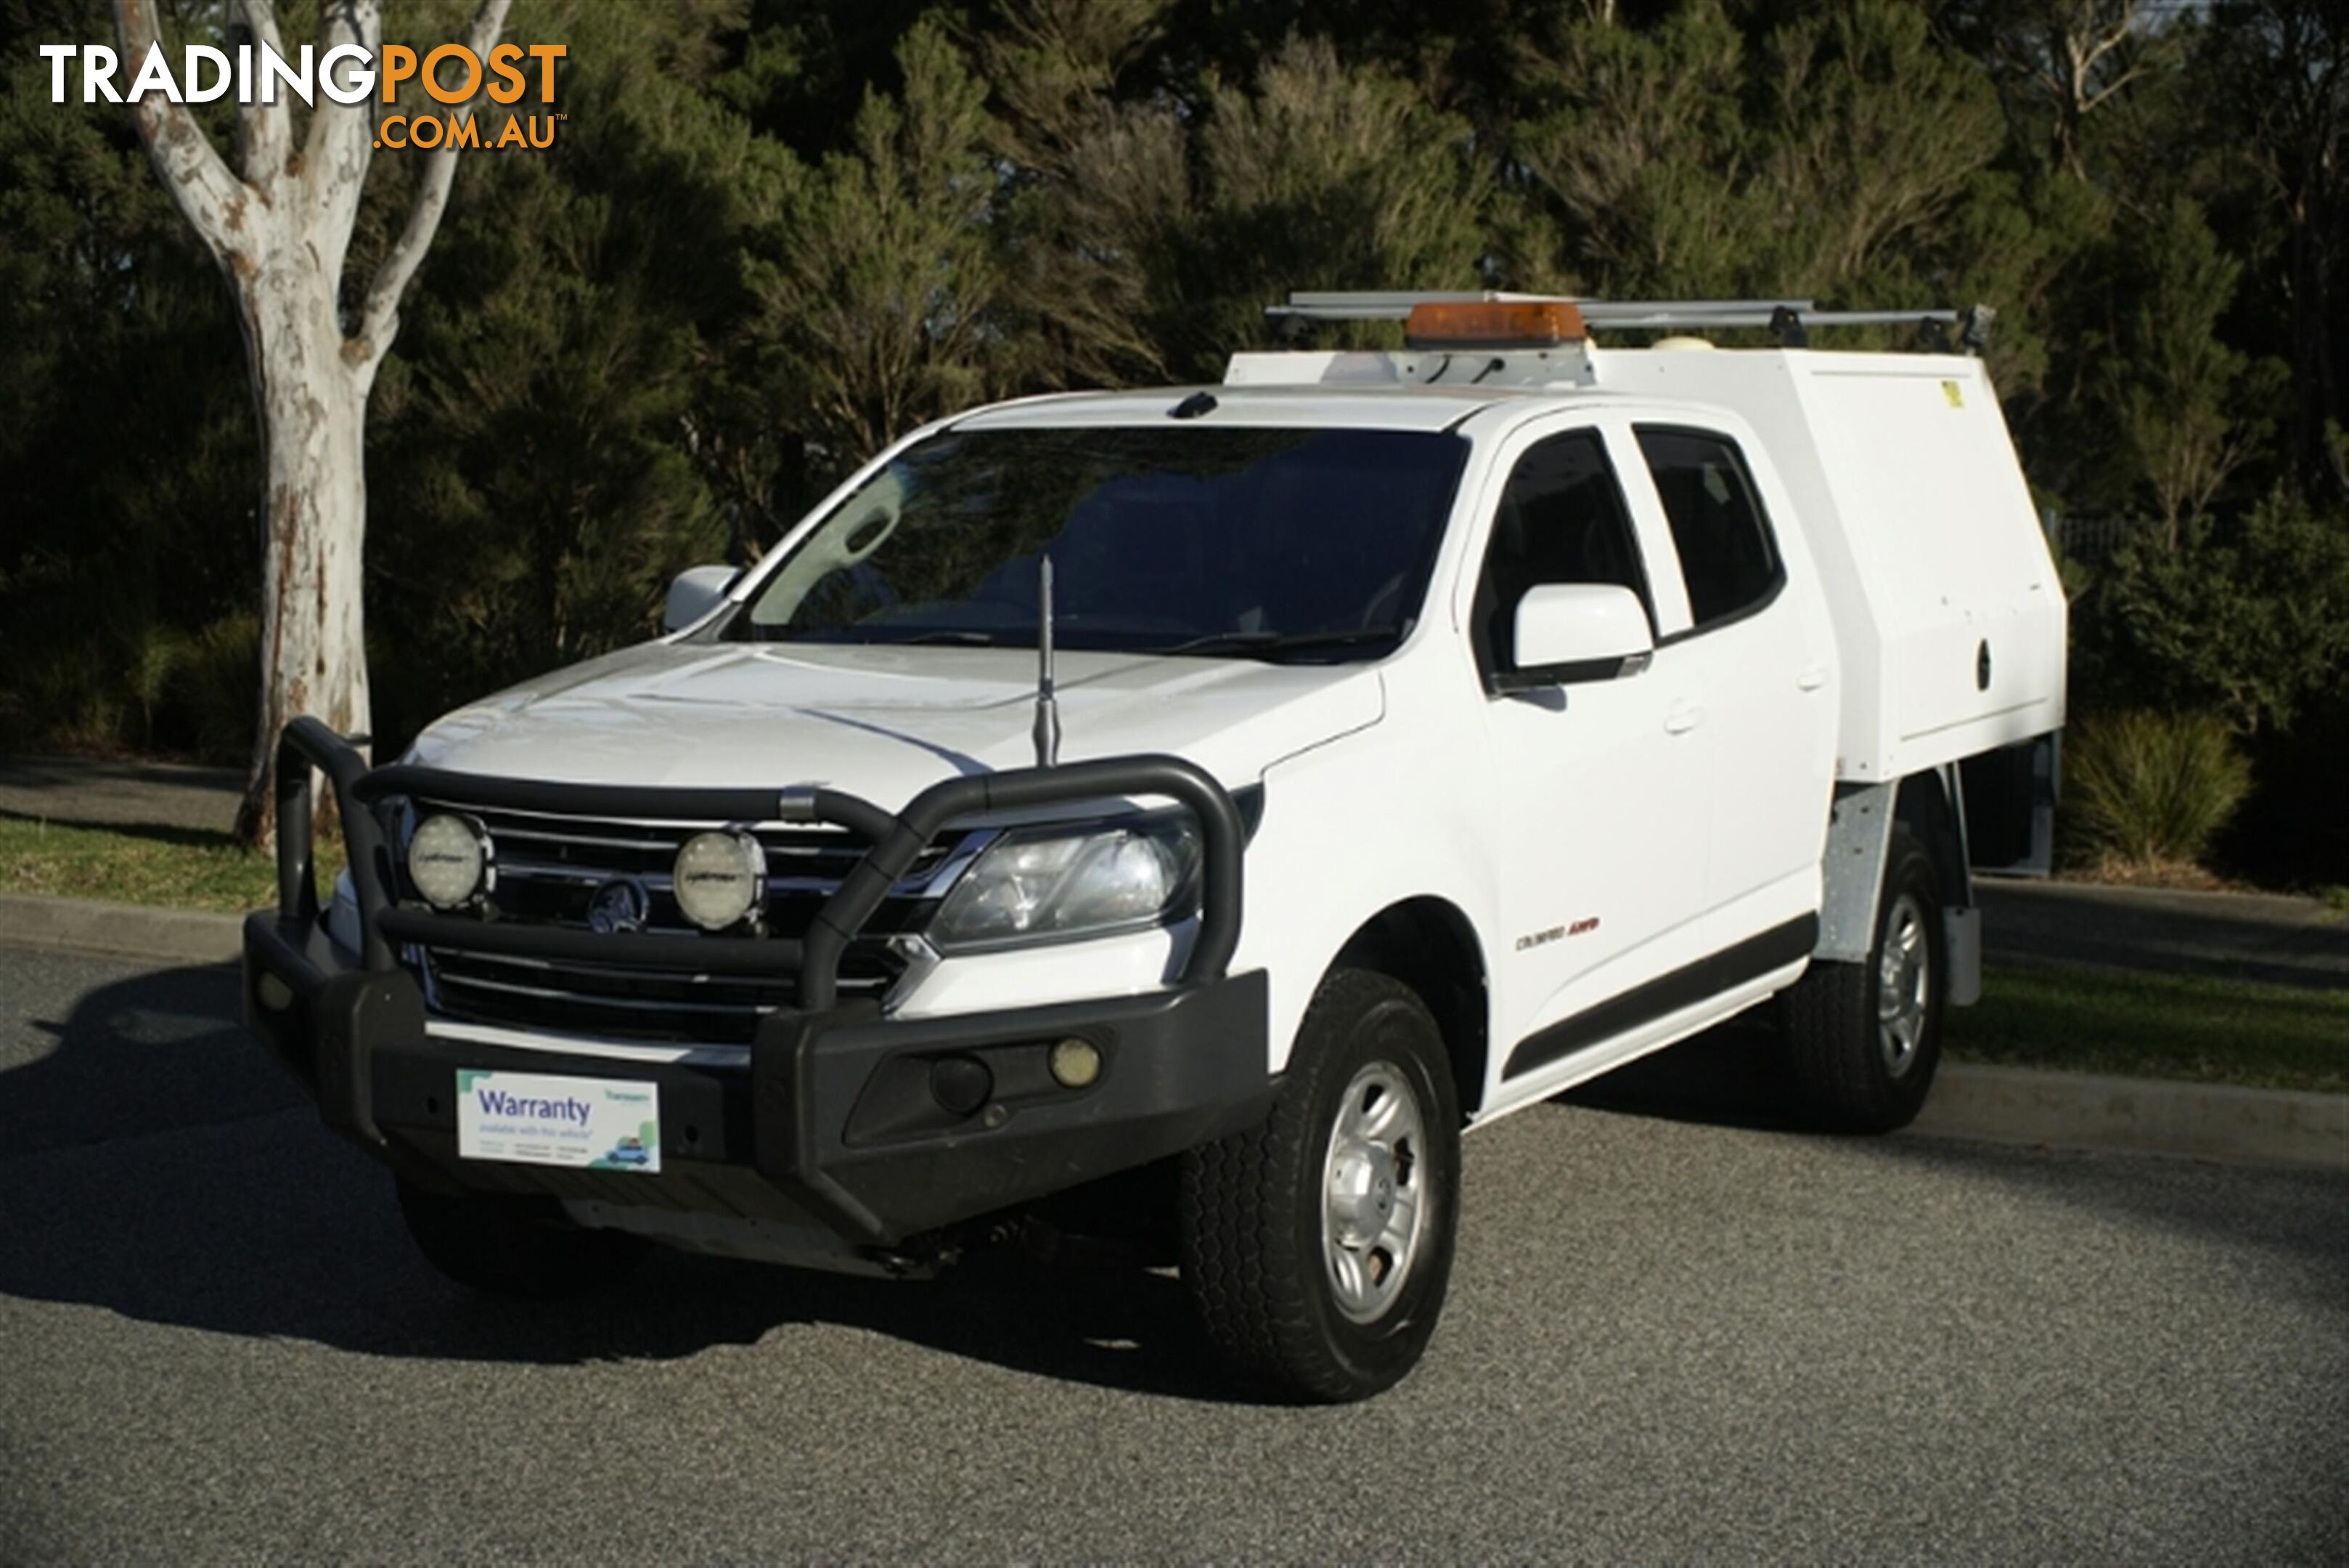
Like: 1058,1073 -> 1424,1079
244,720 -> 1267,1248
245,912 -> 1269,1244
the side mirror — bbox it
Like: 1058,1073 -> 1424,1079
663,565 -> 740,633
1494,584 -> 1654,694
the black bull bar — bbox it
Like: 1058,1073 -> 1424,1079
270,714 -> 1246,1003
256,716 -> 1263,1245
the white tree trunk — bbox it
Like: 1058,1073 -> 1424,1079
114,0 -> 513,849
237,255 -> 377,842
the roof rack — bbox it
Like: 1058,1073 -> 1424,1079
1267,292 -> 1992,351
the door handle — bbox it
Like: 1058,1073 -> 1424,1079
1797,663 -> 1830,692
1664,703 -> 1702,735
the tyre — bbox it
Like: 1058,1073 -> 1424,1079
1785,822 -> 1947,1132
396,1179 -> 647,1299
1178,969 -> 1461,1402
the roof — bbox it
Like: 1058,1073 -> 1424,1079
949,384 -> 1545,434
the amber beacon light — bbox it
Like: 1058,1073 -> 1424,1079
1403,299 -> 1589,349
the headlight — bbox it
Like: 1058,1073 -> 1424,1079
930,813 -> 1200,949
407,812 -> 489,909
672,830 -> 767,931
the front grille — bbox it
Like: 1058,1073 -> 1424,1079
420,944 -> 907,1045
392,801 -> 971,1045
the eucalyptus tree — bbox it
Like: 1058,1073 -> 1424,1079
113,0 -> 510,842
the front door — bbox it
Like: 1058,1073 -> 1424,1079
1468,422 -> 1709,1077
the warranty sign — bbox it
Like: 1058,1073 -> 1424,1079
455,1069 -> 661,1173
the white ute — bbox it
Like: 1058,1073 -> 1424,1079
245,293 -> 2065,1402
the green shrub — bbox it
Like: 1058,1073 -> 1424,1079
173,613 -> 259,765
121,620 -> 187,751
2064,709 -> 2254,873
11,650 -> 128,756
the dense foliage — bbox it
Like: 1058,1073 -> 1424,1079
1,0 -> 2344,879
2062,708 -> 2258,872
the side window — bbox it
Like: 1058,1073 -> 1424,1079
1635,428 -> 1781,630
1473,431 -> 1653,674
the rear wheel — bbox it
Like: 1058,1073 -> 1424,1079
1178,969 -> 1461,1402
1785,823 -> 1947,1132
396,1179 -> 647,1299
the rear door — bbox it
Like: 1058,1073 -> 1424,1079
1624,425 -> 1837,928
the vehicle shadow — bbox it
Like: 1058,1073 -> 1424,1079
1546,997 -> 2349,1313
1556,1013 -> 1811,1133
0,960 -> 1246,1403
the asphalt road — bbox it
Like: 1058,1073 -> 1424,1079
1,944 -> 2344,1563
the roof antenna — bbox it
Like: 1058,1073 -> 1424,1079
1031,554 -> 1061,769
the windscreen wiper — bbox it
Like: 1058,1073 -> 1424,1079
1144,626 -> 1405,661
759,626 -> 1013,646
891,628 -> 1017,645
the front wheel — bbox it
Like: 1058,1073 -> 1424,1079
1178,969 -> 1462,1402
1784,823 -> 1948,1132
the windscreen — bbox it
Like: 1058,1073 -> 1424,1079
728,425 -> 1469,663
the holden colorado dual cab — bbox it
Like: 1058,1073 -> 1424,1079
245,294 -> 2067,1402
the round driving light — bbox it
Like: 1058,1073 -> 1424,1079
1049,1037 -> 1102,1089
672,830 -> 766,931
407,813 -> 487,909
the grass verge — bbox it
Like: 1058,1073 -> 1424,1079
0,813 -> 344,915
1948,961 -> 2349,1095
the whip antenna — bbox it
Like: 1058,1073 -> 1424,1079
1032,554 -> 1061,768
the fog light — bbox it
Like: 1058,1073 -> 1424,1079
256,973 -> 293,1012
930,1054 -> 993,1117
673,830 -> 766,931
407,812 -> 489,909
1049,1037 -> 1101,1088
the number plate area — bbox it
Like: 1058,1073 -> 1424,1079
454,1069 -> 661,1174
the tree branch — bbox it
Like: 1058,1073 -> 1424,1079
233,0 -> 292,186
301,0 -> 383,276
2064,9 -> 2137,113
2078,61 -> 2147,118
113,0 -> 249,260
353,0 -> 513,371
